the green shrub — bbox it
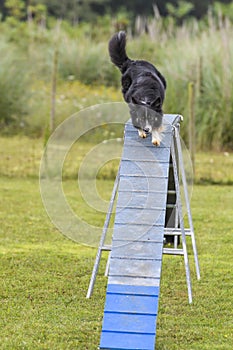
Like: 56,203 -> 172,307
58,37 -> 120,86
146,19 -> 233,150
0,16 -> 232,149
0,38 -> 30,132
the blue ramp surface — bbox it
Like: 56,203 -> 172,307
100,115 -> 177,350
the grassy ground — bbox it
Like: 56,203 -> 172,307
0,137 -> 233,349
1,136 -> 233,184
0,177 -> 108,350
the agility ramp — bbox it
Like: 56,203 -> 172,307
87,114 -> 200,350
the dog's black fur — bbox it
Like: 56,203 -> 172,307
108,31 -> 167,145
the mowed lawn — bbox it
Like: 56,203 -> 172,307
0,137 -> 233,349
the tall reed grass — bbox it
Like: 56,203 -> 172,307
0,15 -> 232,150
0,38 -> 30,132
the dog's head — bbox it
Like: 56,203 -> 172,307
129,103 -> 163,134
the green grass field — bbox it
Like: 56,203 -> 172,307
1,136 -> 233,184
1,137 -> 233,349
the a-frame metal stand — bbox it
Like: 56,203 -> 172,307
87,115 -> 200,304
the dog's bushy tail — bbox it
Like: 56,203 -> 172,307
108,31 -> 130,72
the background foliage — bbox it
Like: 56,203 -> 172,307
0,0 -> 233,150
1,0 -> 233,22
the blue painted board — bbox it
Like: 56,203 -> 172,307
114,207 -> 166,226
122,146 -> 170,162
109,258 -> 162,279
100,331 -> 156,350
117,176 -> 168,193
108,275 -> 161,287
113,224 -> 164,242
120,159 -> 170,178
106,284 -> 159,296
163,114 -> 181,125
104,293 -> 159,315
111,240 -> 163,259
102,312 -> 156,334
116,190 -> 167,210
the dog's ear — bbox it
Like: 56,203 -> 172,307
151,96 -> 162,109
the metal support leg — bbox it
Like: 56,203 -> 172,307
104,253 -> 111,277
171,132 -> 193,304
86,170 -> 120,298
174,201 -> 179,249
175,127 -> 201,280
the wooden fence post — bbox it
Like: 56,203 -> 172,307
50,21 -> 61,133
188,81 -> 195,176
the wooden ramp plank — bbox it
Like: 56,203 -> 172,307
114,207 -> 166,226
99,117 -> 177,350
122,146 -> 170,162
120,159 -> 170,178
108,276 -> 161,287
113,224 -> 164,242
111,241 -> 163,259
106,284 -> 159,296
116,191 -> 167,210
117,176 -> 168,194
100,332 -> 156,350
109,258 -> 162,279
102,312 -> 157,334
104,293 -> 159,315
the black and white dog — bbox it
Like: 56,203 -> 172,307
108,31 -> 166,146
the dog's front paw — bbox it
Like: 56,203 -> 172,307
152,129 -> 162,146
152,139 -> 160,146
138,129 -> 147,138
